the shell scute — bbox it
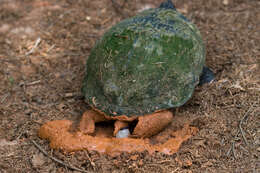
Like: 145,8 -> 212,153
82,7 -> 205,117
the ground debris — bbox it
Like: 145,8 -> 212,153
0,0 -> 259,172
31,153 -> 46,167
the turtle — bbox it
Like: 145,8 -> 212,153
80,0 -> 214,138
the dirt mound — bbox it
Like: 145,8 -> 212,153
0,0 -> 259,172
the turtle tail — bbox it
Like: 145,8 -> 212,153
199,66 -> 215,85
159,0 -> 176,10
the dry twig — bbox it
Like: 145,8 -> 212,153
31,140 -> 88,173
26,37 -> 42,56
226,145 -> 232,157
231,141 -> 237,159
26,80 -> 41,86
227,103 -> 256,158
47,44 -> 55,52
1,93 -> 10,103
84,150 -> 96,170
239,104 -> 255,146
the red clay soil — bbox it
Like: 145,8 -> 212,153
38,109 -> 195,157
38,118 -> 197,156
0,0 -> 259,172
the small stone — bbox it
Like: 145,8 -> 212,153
138,4 -> 155,12
0,24 -> 10,33
86,16 -> 91,21
223,0 -> 229,5
64,93 -> 75,97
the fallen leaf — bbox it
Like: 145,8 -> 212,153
0,139 -> 18,147
31,153 -> 46,167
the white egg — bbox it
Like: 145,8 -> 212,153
116,128 -> 130,138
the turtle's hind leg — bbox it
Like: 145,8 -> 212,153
132,110 -> 173,138
79,110 -> 106,134
199,66 -> 215,85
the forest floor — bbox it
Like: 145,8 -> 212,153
0,0 -> 259,172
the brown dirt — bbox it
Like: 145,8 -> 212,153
0,0 -> 259,172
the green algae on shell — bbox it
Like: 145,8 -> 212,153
82,6 -> 205,117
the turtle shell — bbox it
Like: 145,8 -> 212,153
82,6 -> 205,117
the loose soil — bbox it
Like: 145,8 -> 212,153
0,0 -> 259,172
